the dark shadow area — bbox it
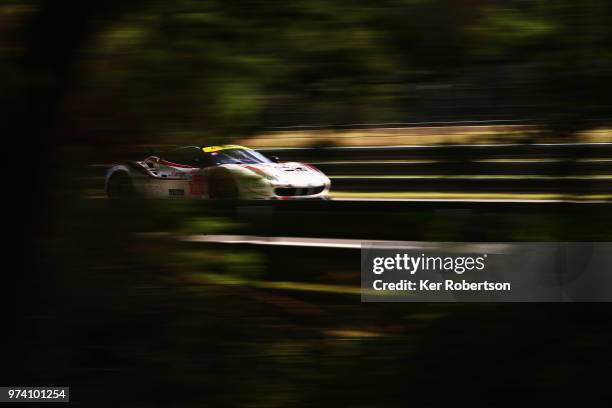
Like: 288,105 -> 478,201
11,1 -> 612,406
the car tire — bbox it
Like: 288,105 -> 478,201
107,172 -> 135,198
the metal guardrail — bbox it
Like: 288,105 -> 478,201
314,160 -> 612,176
256,143 -> 612,194
329,176 -> 612,194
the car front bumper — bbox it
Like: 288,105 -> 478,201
238,178 -> 331,200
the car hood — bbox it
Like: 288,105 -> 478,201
233,162 -> 328,186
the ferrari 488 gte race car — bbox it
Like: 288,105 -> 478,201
105,145 -> 331,200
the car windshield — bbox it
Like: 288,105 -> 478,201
206,148 -> 272,165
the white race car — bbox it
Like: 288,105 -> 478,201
105,145 -> 331,200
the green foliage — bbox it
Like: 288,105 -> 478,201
6,0 -> 611,143
179,216 -> 239,235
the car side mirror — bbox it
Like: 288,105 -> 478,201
271,155 -> 280,163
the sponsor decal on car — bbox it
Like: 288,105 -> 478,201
202,145 -> 246,153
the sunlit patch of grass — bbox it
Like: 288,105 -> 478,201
478,158 -> 612,163
313,159 -> 439,164
186,273 -> 425,301
331,191 -> 612,201
324,329 -> 384,338
187,273 -> 368,296
238,126 -> 539,148
191,271 -> 251,286
261,281 -> 361,294
179,216 -> 241,235
178,251 -> 265,281
238,126 -> 612,148
331,174 -> 612,179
